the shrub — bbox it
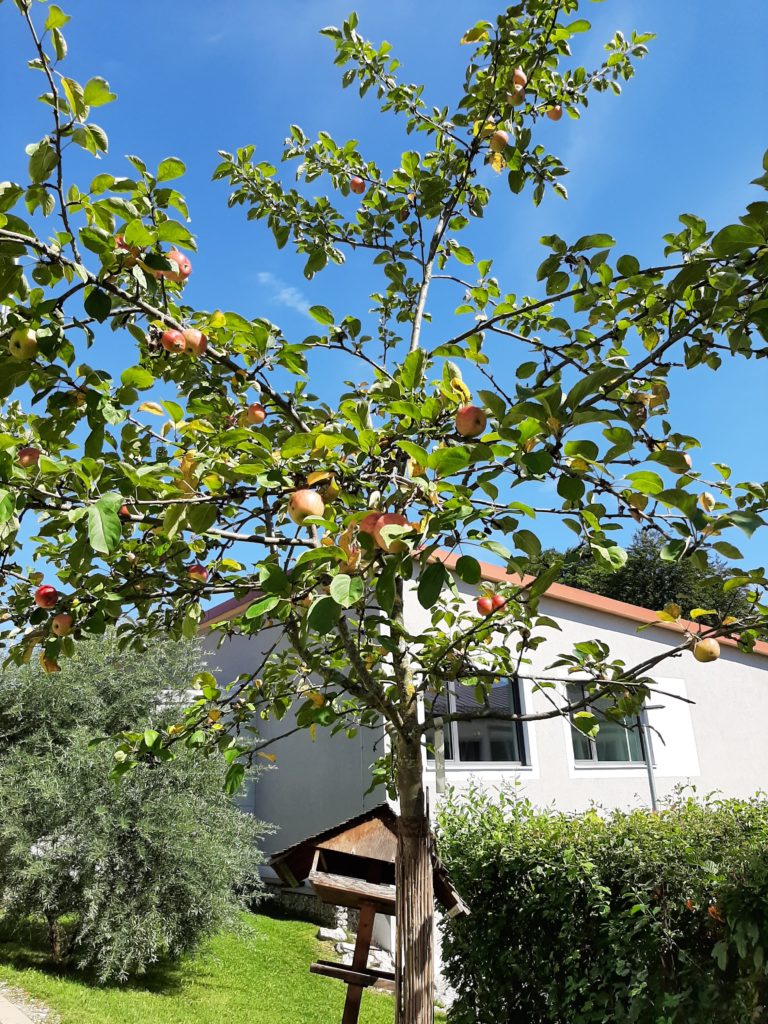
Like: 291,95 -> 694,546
0,634 -> 269,982
437,786 -> 768,1024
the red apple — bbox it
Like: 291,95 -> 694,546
9,327 -> 38,360
51,612 -> 74,637
546,105 -> 563,121
507,84 -> 526,107
18,446 -> 41,468
455,404 -> 487,438
182,328 -> 208,356
115,234 -> 140,265
350,176 -> 366,195
491,594 -> 507,611
164,249 -> 192,283
359,511 -> 382,535
477,596 -> 494,616
513,67 -> 528,87
372,513 -> 412,553
489,130 -> 509,153
34,584 -> 58,609
119,504 -> 131,518
246,403 -> 267,425
288,489 -> 326,525
187,563 -> 209,583
161,329 -> 187,354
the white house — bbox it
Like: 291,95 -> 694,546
201,554 -> 768,956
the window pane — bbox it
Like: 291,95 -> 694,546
454,680 -> 523,763
594,717 -> 635,761
568,685 -> 646,764
571,729 -> 593,762
425,689 -> 453,761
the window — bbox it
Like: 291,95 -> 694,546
425,679 -> 527,765
567,683 -> 648,764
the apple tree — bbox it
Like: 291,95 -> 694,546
2,0 -> 768,1020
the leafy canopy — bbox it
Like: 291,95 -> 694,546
0,0 -> 767,791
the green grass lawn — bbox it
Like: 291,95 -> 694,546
0,912 -> 395,1024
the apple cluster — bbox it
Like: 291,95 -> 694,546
487,67 -> 563,156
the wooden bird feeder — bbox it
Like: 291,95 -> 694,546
270,804 -> 468,1024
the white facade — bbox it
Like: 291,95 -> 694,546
202,567 -> 768,960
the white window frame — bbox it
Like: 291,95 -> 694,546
425,677 -> 529,769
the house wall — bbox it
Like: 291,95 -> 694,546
201,629 -> 383,856
202,579 -> 768,966
405,580 -> 768,814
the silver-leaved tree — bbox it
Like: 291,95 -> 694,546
2,1 -> 768,1020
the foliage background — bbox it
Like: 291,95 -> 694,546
0,634 -> 269,982
437,786 -> 768,1024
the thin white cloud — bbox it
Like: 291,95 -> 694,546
256,271 -> 312,317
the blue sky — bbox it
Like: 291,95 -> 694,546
2,0 -> 768,566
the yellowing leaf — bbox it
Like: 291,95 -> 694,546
489,152 -> 506,174
689,608 -> 717,620
257,751 -> 277,763
698,492 -> 716,512
138,401 -> 164,416
460,24 -> 489,44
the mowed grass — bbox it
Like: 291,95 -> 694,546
0,912 -> 395,1024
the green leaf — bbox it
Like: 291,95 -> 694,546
455,555 -> 481,585
83,77 -> 116,108
514,530 -> 541,559
224,762 -> 246,795
245,595 -> 280,619
87,495 -> 121,555
710,224 -> 763,257
572,233 -> 616,252
376,559 -> 397,614
624,471 -> 665,495
157,157 -> 186,182
400,348 -> 426,390
712,541 -> 743,559
307,595 -> 341,634
120,366 -> 154,390
429,446 -> 470,477
573,711 -> 599,738
418,561 -> 447,609
329,573 -> 364,608
45,5 -> 70,30
453,245 -> 474,266
527,562 -> 561,599
83,287 -> 111,323
308,305 -> 334,326
0,489 -> 14,524
729,512 -> 764,538
143,729 -> 160,750
616,254 -> 640,277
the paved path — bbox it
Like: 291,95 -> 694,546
0,993 -> 36,1024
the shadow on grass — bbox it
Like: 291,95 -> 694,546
0,916 -> 186,997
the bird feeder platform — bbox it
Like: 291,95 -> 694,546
270,804 -> 467,1024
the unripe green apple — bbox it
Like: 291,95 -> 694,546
9,327 -> 38,360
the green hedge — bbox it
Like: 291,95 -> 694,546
437,787 -> 768,1024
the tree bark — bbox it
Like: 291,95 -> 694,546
45,911 -> 63,963
394,729 -> 434,1024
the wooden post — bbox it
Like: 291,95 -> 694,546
341,901 -> 377,1024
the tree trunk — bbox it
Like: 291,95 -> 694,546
395,730 -> 434,1024
45,911 -> 63,963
